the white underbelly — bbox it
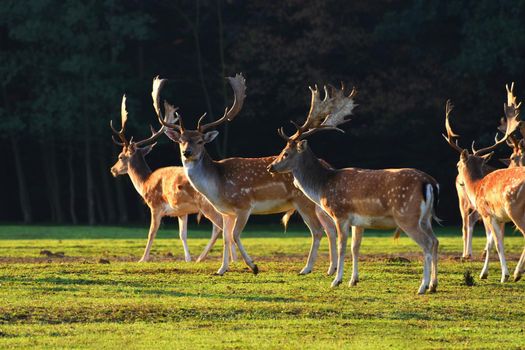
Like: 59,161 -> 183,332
349,214 -> 396,229
252,199 -> 291,215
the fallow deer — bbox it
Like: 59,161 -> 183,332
443,83 -> 525,282
268,84 -> 440,294
157,73 -> 338,276
110,78 -> 234,263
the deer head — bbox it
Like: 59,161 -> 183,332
158,74 -> 247,163
268,83 -> 357,173
110,77 -> 177,177
443,83 -> 521,180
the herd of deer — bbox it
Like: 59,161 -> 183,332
110,74 -> 525,294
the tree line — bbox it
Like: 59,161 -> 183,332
1,0 -> 524,225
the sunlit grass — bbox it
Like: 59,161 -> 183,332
0,224 -> 524,349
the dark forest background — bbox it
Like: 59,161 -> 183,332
1,0 -> 525,226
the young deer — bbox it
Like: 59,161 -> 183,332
268,84 -> 440,294
443,84 -> 525,282
110,78 -> 233,263
158,73 -> 338,276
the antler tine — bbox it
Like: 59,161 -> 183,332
110,94 -> 129,146
136,100 -> 180,147
473,85 -> 522,156
442,99 -> 464,154
199,73 -> 247,132
277,127 -> 290,141
499,117 -> 520,149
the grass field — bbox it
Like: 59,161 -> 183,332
1,223 -> 525,349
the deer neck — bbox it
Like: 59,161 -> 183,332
127,153 -> 152,196
291,147 -> 333,205
460,163 -> 484,205
182,150 -> 220,202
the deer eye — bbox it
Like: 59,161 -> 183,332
282,152 -> 289,158
197,140 -> 204,145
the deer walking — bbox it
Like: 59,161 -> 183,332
268,84 -> 440,294
158,74 -> 338,276
444,84 -> 525,282
110,78 -> 235,263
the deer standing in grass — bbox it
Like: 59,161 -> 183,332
459,99 -> 525,260
158,73 -> 338,276
110,78 -> 234,263
268,84 -> 440,294
444,84 -> 525,282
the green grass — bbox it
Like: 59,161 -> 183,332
0,224 -> 525,349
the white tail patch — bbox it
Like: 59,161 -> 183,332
419,184 -> 434,231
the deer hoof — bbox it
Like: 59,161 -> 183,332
298,267 -> 312,275
252,264 -> 259,275
501,274 -> 510,283
479,272 -> 488,280
514,274 -> 522,282
429,283 -> 438,293
330,279 -> 342,288
349,278 -> 358,287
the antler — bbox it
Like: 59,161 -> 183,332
110,95 -> 129,146
280,83 -> 357,141
472,83 -> 521,156
135,101 -> 178,146
442,100 -> 464,154
197,73 -> 247,132
152,76 -> 184,133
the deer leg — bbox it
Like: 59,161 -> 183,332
177,215 -> 191,262
315,206 -> 338,276
196,224 -> 221,263
331,219 -> 349,288
231,211 -> 258,274
506,214 -> 525,282
229,235 -> 238,262
397,221 -> 436,294
487,217 -> 509,282
216,215 -> 234,275
465,210 -> 479,259
479,219 -> 494,279
139,210 -> 162,262
295,204 -> 324,275
349,226 -> 364,286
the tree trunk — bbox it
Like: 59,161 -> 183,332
95,187 -> 106,224
98,144 -> 117,223
217,0 -> 230,157
41,138 -> 64,223
83,73 -> 96,225
67,146 -> 78,224
10,136 -> 32,223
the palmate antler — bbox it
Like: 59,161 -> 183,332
110,95 -> 130,146
278,83 -> 357,141
157,73 -> 247,133
110,76 -> 178,147
472,83 -> 521,156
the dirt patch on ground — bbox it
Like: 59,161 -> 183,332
0,251 -> 521,265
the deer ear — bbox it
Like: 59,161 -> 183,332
460,149 -> 469,161
203,131 -> 219,144
140,143 -> 156,156
165,129 -> 181,143
500,158 -> 511,166
296,139 -> 308,153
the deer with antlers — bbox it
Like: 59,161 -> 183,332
157,73 -> 338,276
110,77 -> 235,263
443,83 -> 525,282
268,84 -> 440,294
